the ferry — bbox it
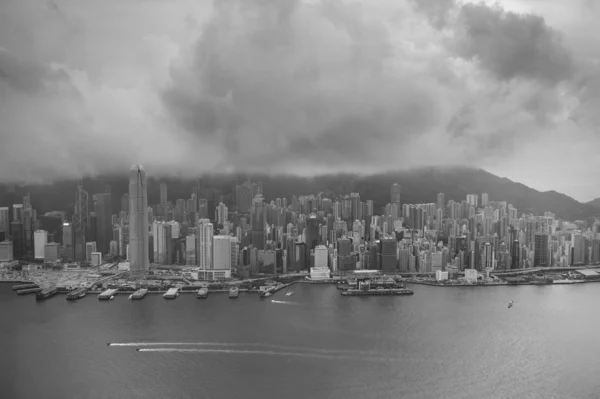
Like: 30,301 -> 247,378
36,287 -> 58,301
228,286 -> 239,299
163,287 -> 179,299
552,279 -> 585,285
66,288 -> 87,301
285,290 -> 294,297
98,288 -> 119,300
129,288 -> 148,300
508,301 -> 514,308
197,287 -> 209,299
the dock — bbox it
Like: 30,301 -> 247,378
130,288 -> 148,300
163,287 -> 179,299
341,288 -> 414,296
12,283 -> 39,291
66,288 -> 87,301
36,287 -> 59,301
98,288 -> 119,300
17,287 -> 43,295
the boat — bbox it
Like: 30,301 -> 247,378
197,287 -> 209,299
552,279 -> 585,285
285,290 -> 293,296
508,301 -> 514,308
341,288 -> 414,296
130,288 -> 148,300
228,286 -> 239,299
66,288 -> 87,301
36,287 -> 58,301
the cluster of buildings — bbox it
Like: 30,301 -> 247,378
1,167 -> 599,281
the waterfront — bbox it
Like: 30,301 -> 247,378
2,283 -> 600,398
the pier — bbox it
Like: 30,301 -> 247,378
341,288 -> 414,296
98,288 -> 119,300
130,288 -> 148,300
163,287 -> 179,299
12,283 -> 39,291
36,287 -> 58,300
17,287 -> 43,295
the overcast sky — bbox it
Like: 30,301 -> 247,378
0,0 -> 598,201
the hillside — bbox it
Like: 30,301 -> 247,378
0,167 -> 597,221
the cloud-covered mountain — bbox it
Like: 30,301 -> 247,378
0,0 -> 599,201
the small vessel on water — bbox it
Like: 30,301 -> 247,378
228,286 -> 239,299
129,288 -> 148,300
508,301 -> 514,308
66,288 -> 87,301
285,290 -> 293,296
197,287 -> 209,299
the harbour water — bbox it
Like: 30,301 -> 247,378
1,282 -> 599,398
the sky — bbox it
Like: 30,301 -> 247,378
0,0 -> 599,201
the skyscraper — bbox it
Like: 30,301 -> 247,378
93,193 -> 112,254
159,183 -> 168,205
390,183 -> 401,205
129,165 -> 149,276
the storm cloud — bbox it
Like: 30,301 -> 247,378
0,0 -> 599,199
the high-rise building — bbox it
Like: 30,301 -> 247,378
437,193 -> 445,210
13,204 -> 23,223
0,241 -> 13,262
481,193 -> 489,207
390,183 -> 401,205
160,183 -> 168,205
93,193 -> 112,254
34,230 -> 48,259
213,235 -> 232,270
62,222 -> 74,262
197,219 -> 213,269
0,207 -> 9,242
534,233 -> 549,267
216,203 -> 228,225
466,194 -> 478,208
129,165 -> 149,276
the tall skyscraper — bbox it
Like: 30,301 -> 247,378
93,193 -> 112,254
160,183 -> 168,205
390,183 -> 401,205
129,165 -> 149,276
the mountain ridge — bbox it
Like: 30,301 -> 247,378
0,167 -> 597,222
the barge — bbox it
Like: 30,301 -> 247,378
66,288 -> 87,301
129,288 -> 148,300
163,287 -> 179,299
36,287 -> 59,300
196,288 -> 208,299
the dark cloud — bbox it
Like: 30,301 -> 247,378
453,3 -> 574,86
0,0 -> 599,198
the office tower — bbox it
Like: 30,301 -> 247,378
129,165 -> 149,276
93,193 -> 112,254
160,183 -> 168,205
437,193 -> 445,210
34,230 -> 48,259
571,233 -> 586,266
534,233 -> 549,267
216,203 -> 228,225
390,183 -> 401,205
62,222 -> 74,262
152,221 -> 172,264
73,181 -> 89,245
186,235 -> 196,265
305,214 -> 319,267
0,207 -> 9,242
380,238 -> 397,272
213,235 -> 232,270
235,182 -> 253,213
86,242 -> 97,261
0,241 -> 13,262
13,204 -> 23,222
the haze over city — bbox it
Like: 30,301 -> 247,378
1,0 -> 599,201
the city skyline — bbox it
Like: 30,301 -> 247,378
1,0 -> 599,201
